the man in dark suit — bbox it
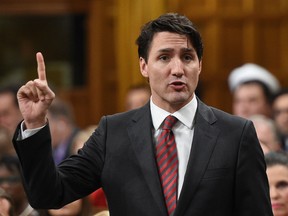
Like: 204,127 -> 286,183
13,13 -> 273,215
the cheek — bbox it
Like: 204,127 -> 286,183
187,64 -> 200,75
283,190 -> 288,201
187,70 -> 200,86
148,65 -> 167,80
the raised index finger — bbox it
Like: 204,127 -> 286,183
36,52 -> 47,81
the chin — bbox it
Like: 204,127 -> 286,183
169,98 -> 190,108
171,93 -> 192,102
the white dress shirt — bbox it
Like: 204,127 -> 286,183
150,96 -> 197,198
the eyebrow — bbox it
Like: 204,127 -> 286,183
157,47 -> 194,53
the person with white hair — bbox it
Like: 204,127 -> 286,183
249,114 -> 282,154
228,63 -> 280,119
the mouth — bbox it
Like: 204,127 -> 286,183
272,203 -> 283,209
169,80 -> 186,90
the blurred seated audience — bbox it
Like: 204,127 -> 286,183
249,114 -> 282,154
0,85 -> 22,158
228,63 -> 280,118
0,188 -> 14,216
39,198 -> 93,216
125,83 -> 151,111
88,189 -> 108,214
47,98 -> 79,165
0,126 -> 15,157
0,155 -> 39,215
70,125 -> 97,155
93,210 -> 109,216
265,151 -> 288,216
272,88 -> 288,151
0,85 -> 23,137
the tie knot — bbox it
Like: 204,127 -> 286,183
162,115 -> 178,130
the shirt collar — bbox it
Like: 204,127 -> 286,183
150,95 -> 198,130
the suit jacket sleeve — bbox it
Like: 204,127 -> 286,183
12,118 -> 107,209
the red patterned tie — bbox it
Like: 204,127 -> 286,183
156,115 -> 178,216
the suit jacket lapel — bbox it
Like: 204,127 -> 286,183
127,103 -> 167,216
175,99 -> 220,216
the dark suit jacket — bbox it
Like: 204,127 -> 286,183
13,99 -> 273,216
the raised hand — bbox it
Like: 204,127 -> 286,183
17,52 -> 55,129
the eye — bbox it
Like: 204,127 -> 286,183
276,181 -> 288,190
183,54 -> 193,62
159,55 -> 170,61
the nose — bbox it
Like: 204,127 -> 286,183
171,58 -> 184,77
270,186 -> 279,200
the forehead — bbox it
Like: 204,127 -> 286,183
267,164 -> 288,179
0,92 -> 14,99
149,32 -> 193,51
274,94 -> 288,104
235,83 -> 265,97
0,93 -> 14,103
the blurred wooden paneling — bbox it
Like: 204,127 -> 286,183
114,0 -> 166,111
1,0 -> 288,126
86,0 -> 118,125
0,0 -> 117,127
0,0 -> 89,14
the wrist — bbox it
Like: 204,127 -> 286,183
24,118 -> 47,129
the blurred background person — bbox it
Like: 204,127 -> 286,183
0,188 -> 14,216
0,85 -> 22,157
39,199 -> 92,216
265,151 -> 288,216
125,83 -> 151,111
70,125 -> 97,154
47,98 -> 80,165
93,210 -> 109,216
249,114 -> 282,154
0,126 -> 15,157
0,85 -> 23,137
0,155 -> 39,216
228,63 -> 280,119
272,88 -> 288,151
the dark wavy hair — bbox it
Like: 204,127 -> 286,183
265,151 -> 288,167
136,13 -> 204,62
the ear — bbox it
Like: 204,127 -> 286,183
139,57 -> 148,78
198,60 -> 202,75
